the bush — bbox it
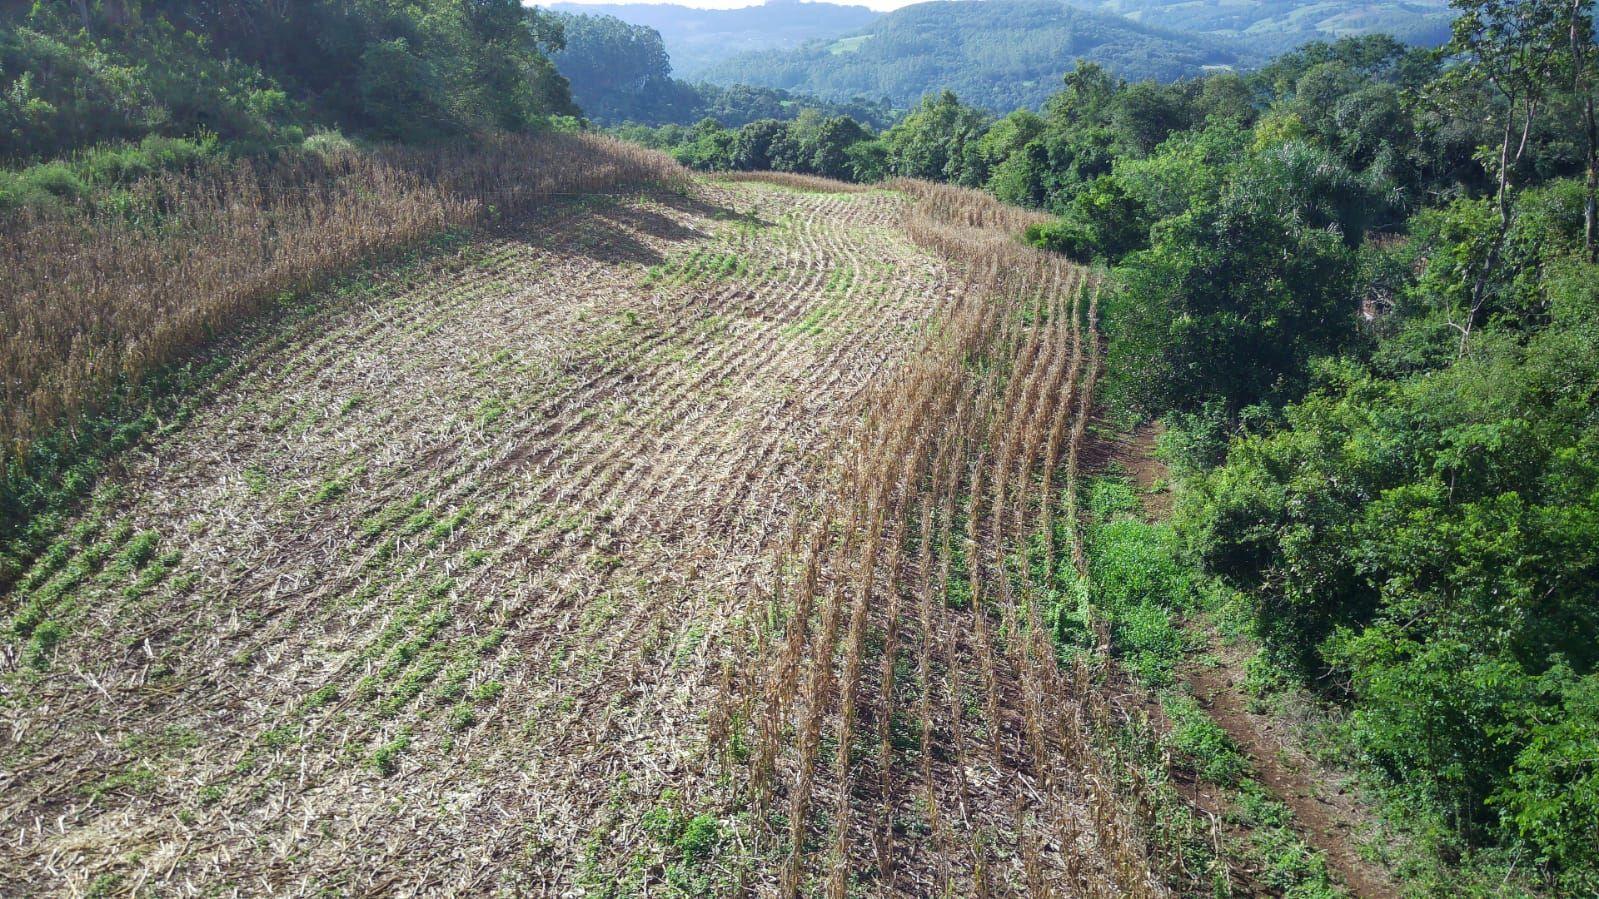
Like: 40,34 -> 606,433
303,129 -> 359,157
1491,667 -> 1599,880
1079,477 -> 1194,685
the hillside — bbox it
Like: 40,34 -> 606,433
1073,0 -> 1454,51
7,0 -> 1598,894
546,0 -> 881,77
2,172 -> 1132,894
701,0 -> 1250,110
0,178 -> 925,889
548,10 -> 894,126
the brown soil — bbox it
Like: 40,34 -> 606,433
1187,645 -> 1399,899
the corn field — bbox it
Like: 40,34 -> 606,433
706,178 -> 1170,896
0,163 -> 1181,894
0,133 -> 687,468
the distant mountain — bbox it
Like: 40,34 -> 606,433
547,9 -> 893,127
544,0 -> 880,77
1067,0 -> 1454,52
700,0 -> 1250,111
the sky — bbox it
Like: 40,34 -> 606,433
531,0 -> 915,12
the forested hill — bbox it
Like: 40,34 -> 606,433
0,0 -> 578,168
1073,0 -> 1454,53
700,0 -> 1250,110
547,11 -> 894,127
545,0 -> 879,77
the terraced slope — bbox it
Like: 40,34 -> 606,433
0,182 -> 962,895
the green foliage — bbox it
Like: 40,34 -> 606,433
1179,231 -> 1599,880
1491,666 -> 1599,883
701,0 -> 1248,112
551,11 -> 893,129
881,91 -> 991,184
639,791 -> 726,894
550,12 -> 692,126
1070,477 -> 1194,686
1104,148 -> 1364,416
997,18 -> 1599,885
0,132 -> 222,211
1052,476 -> 1345,898
1163,692 -> 1248,787
548,1 -> 880,80
0,0 -> 579,167
1025,175 -> 1149,262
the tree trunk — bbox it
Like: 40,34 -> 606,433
1586,92 -> 1597,259
1464,108 -> 1521,355
1573,0 -> 1598,259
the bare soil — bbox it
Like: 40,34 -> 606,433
1187,644 -> 1399,899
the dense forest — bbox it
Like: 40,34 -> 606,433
701,0 -> 1248,110
0,0 -> 577,159
549,11 -> 892,127
0,0 -> 588,208
545,0 -> 879,77
641,10 -> 1599,890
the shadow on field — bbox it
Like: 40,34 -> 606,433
497,191 -> 772,268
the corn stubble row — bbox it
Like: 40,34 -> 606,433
722,179 -> 1167,896
0,133 -> 688,468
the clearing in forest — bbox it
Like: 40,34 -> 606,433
1,180 -> 955,894
1,175 -> 1144,897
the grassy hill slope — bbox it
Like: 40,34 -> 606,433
1073,0 -> 1454,51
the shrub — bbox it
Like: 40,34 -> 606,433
303,130 -> 358,157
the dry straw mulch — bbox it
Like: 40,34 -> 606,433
0,178 -> 953,895
709,176 -> 1171,896
0,133 -> 687,468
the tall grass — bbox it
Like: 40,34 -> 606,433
0,132 -> 686,582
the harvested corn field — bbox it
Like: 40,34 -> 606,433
0,176 -> 1142,897
0,179 -> 959,895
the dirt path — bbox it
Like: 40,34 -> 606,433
0,181 -> 960,895
1186,646 -> 1398,899
1104,424 -> 1400,899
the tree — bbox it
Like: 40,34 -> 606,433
358,39 -> 448,141
810,116 -> 870,180
1567,0 -> 1598,257
732,119 -> 788,171
1194,73 -> 1256,125
1430,0 -> 1580,349
1046,62 -> 1121,128
1111,81 -> 1192,154
549,13 -> 673,123
882,91 -> 989,182
1105,142 -> 1367,416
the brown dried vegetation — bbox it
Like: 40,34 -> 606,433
718,171 -> 873,194
2,168 -> 1176,896
727,177 -> 1166,896
0,176 -> 965,894
0,133 -> 687,466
